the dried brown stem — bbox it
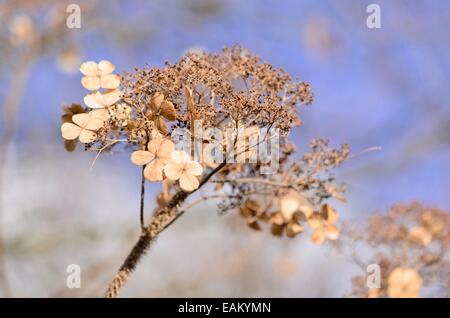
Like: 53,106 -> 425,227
139,165 -> 146,231
104,162 -> 227,298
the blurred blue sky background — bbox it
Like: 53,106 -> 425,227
7,0 -> 448,212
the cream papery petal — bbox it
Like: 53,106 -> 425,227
144,161 -> 164,181
170,150 -> 190,164
81,76 -> 101,90
163,162 -> 183,180
97,60 -> 115,75
100,74 -> 120,89
84,91 -> 105,109
79,129 -> 97,143
102,89 -> 121,106
147,137 -> 165,155
90,109 -> 110,121
159,139 -> 175,158
185,161 -> 203,176
72,113 -> 90,128
131,150 -> 154,166
179,173 -> 199,192
84,117 -> 105,130
150,129 -> 163,139
61,123 -> 82,140
79,61 -> 99,76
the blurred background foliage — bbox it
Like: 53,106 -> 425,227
0,0 -> 448,297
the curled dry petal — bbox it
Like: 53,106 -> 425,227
160,101 -> 176,121
150,92 -> 164,111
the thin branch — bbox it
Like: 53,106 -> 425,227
139,165 -> 146,231
211,178 -> 293,188
103,162 -> 227,298
90,139 -> 127,170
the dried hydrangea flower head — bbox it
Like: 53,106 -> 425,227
59,46 -> 349,297
347,202 -> 450,298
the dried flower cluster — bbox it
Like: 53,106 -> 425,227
59,46 -> 349,297
348,202 -> 450,298
235,140 -> 348,242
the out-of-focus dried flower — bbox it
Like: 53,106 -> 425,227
56,50 -> 81,74
9,14 -> 34,45
309,204 -> 339,244
239,200 -> 268,230
387,268 -> 422,298
409,226 -> 432,245
347,202 -> 450,298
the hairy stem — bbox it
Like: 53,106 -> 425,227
104,162 -> 226,298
